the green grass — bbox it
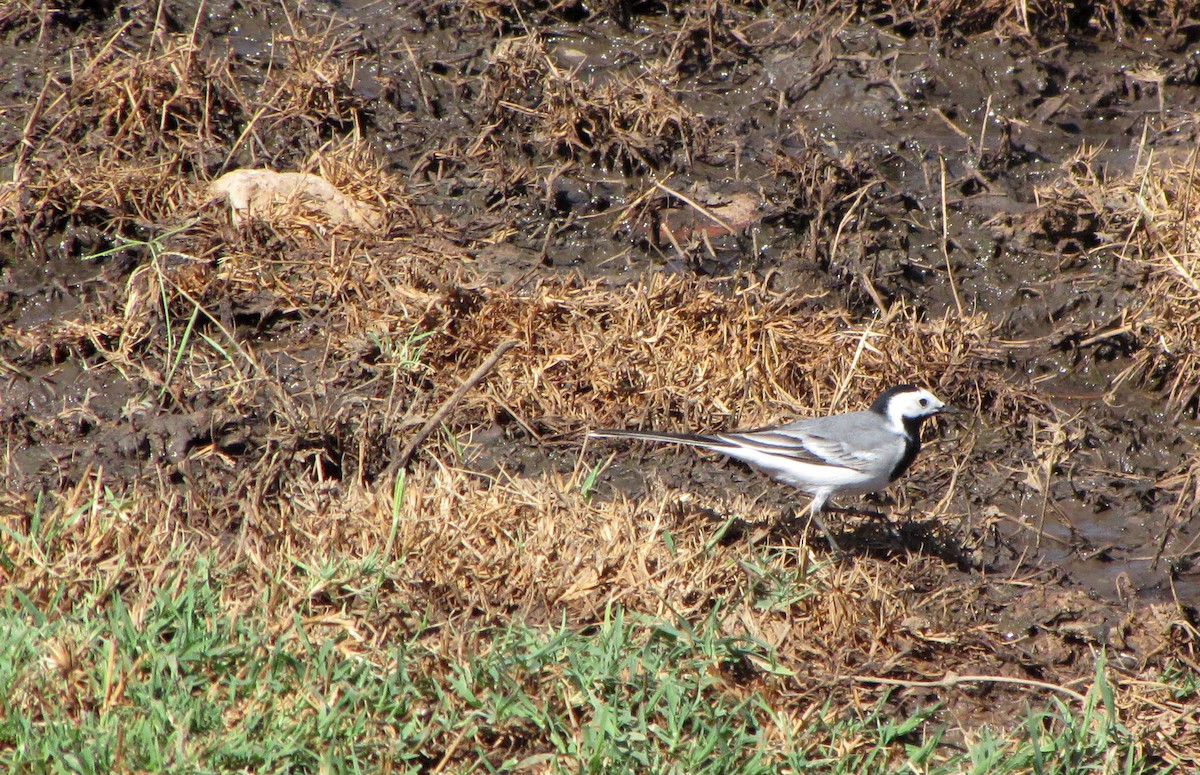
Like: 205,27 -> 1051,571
0,551 -> 1164,774
368,327 -> 437,374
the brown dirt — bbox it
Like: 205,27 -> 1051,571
2,0 -> 1200,767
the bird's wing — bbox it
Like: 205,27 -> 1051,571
715,413 -> 897,474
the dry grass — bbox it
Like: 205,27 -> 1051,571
2,11 -> 384,242
449,0 -> 1200,41
4,425 -> 1198,767
6,35 -> 239,233
863,0 -> 1200,36
1028,148 -> 1200,520
431,276 -> 985,427
5,203 -> 1191,764
1094,154 -> 1200,412
483,33 -> 708,172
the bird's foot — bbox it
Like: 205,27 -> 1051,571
808,512 -> 847,558
824,504 -> 887,521
775,507 -> 847,557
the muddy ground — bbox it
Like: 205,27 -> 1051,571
2,0 -> 1200,765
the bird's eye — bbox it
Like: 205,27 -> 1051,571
919,398 -> 929,407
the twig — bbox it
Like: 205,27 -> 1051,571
395,339 -> 519,468
830,180 -> 883,314
401,36 -> 433,114
0,355 -> 53,384
659,219 -> 689,264
830,325 -> 879,412
852,672 -> 1088,704
977,94 -> 992,166
607,176 -> 667,236
1076,325 -> 1133,348
652,179 -> 738,236
431,722 -> 476,774
939,156 -> 965,317
932,108 -> 971,142
13,74 -> 55,254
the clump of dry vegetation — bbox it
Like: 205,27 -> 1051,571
864,0 -> 1200,37
483,33 -> 709,171
1023,146 -> 1200,562
254,20 -> 376,136
446,0 -> 599,31
1031,149 -> 1200,415
6,34 -> 240,232
3,17 -> 387,243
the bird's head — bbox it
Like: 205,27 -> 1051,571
870,385 -> 946,434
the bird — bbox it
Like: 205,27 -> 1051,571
588,385 -> 948,553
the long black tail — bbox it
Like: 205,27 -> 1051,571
587,428 -> 726,449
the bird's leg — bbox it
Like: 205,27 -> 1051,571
807,505 -> 845,557
769,506 -> 842,556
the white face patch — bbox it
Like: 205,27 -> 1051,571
883,389 -> 945,433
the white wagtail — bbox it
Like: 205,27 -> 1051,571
588,385 -> 947,552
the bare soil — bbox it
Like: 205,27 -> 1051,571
2,0 -> 1199,766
